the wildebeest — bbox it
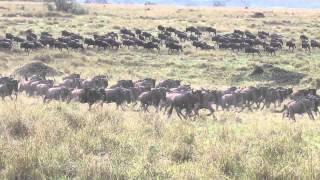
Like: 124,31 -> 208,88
193,90 -> 217,118
120,28 -> 135,37
122,39 -> 136,49
286,41 -> 296,51
102,87 -> 132,108
143,42 -> 160,51
157,79 -> 180,89
59,77 -> 82,89
166,42 -> 183,54
141,32 -> 153,40
282,98 -> 315,121
290,89 -> 316,100
94,39 -> 110,50
110,80 -> 134,89
25,79 -> 53,96
186,26 -> 201,36
135,78 -> 156,89
0,77 -> 18,100
311,40 -> 320,49
20,41 -> 43,53
82,75 -> 108,89
0,40 -> 12,50
167,90 -> 203,119
68,41 -> 84,50
69,88 -> 105,109
54,41 -> 69,51
84,38 -> 96,48
245,47 -> 261,56
302,41 -> 311,52
265,46 -> 277,56
5,33 -> 14,40
138,87 -> 167,111
300,35 -> 309,41
220,92 -> 244,111
36,83 -> 53,96
43,86 -> 71,103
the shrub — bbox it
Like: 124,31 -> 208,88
252,12 -> 265,18
46,0 -> 88,15
7,119 -> 30,139
47,3 -> 56,11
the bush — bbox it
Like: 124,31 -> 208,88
252,12 -> 265,18
7,119 -> 30,139
68,2 -> 88,15
46,0 -> 88,15
47,3 -> 56,11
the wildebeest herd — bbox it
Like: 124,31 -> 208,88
0,73 -> 319,121
1,26 -> 319,55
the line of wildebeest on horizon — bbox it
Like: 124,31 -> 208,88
0,25 -> 319,55
0,73 -> 319,121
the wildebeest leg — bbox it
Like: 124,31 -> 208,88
289,112 -> 296,122
308,111 -> 315,120
116,102 -> 121,110
155,105 -> 159,113
121,104 -> 126,111
314,107 -> 319,116
176,107 -> 186,120
206,105 -> 215,116
174,106 -> 183,119
216,103 -> 220,111
131,101 -> 138,107
192,107 -> 200,117
282,111 -> 288,120
255,101 -> 261,109
141,104 -> 146,112
145,105 -> 150,113
167,104 -> 174,118
45,99 -> 52,104
163,103 -> 171,115
247,103 -> 253,112
273,102 -> 277,109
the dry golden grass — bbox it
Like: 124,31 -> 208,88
0,1 -> 319,179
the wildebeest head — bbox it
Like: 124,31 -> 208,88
80,88 -> 105,104
152,87 -> 167,101
191,89 -> 203,106
0,77 -> 18,97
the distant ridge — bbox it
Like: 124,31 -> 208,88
80,0 -> 320,9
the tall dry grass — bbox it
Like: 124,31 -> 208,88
0,1 -> 319,179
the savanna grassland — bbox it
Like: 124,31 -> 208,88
1,1 -> 320,179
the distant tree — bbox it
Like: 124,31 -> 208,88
44,0 -> 88,15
